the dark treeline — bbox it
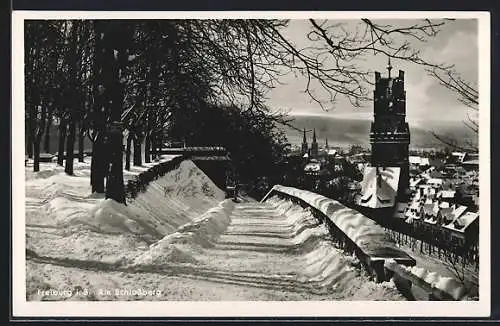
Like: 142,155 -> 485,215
24,20 -> 294,204
25,19 -> 467,204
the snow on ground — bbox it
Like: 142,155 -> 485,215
396,243 -> 479,299
266,185 -> 407,259
26,156 -> 226,299
26,159 -> 404,301
263,186 -> 476,301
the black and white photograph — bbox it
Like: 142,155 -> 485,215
12,11 -> 490,317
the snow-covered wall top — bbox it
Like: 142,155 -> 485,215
262,185 -> 405,259
262,185 -> 473,301
385,259 -> 469,301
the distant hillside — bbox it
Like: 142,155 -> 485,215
279,115 -> 478,150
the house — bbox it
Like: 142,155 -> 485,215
429,170 -> 446,179
409,155 -> 430,167
409,177 -> 423,192
304,159 -> 321,175
427,178 -> 443,188
442,211 -> 479,247
449,152 -> 468,164
437,189 -> 457,203
428,157 -> 445,169
462,159 -> 479,171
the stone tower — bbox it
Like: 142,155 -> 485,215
370,58 -> 410,199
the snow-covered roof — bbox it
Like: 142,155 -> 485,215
358,167 -> 401,209
410,178 -> 423,187
409,156 -> 430,166
452,205 -> 468,219
442,205 -> 469,231
438,190 -> 456,199
427,178 -> 443,186
462,159 -> 479,166
394,202 -> 408,219
456,212 -> 479,230
439,206 -> 454,219
304,162 -> 321,172
444,211 -> 478,233
409,156 -> 421,164
451,152 -> 467,163
327,149 -> 338,156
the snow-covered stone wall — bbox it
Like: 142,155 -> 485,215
262,185 -> 472,301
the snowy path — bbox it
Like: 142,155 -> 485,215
177,199 -> 404,300
25,159 -> 404,301
27,197 -> 404,301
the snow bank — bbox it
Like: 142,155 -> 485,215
26,156 -> 227,267
264,186 -> 402,258
89,199 -> 146,234
132,200 -> 234,266
385,259 -> 469,300
266,196 -> 404,301
125,160 -> 226,237
405,264 -> 468,300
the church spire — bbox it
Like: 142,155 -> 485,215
311,128 -> 318,158
325,138 -> 329,149
301,128 -> 308,156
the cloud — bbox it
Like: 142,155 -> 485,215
265,19 -> 479,124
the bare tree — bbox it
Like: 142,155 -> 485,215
27,18 -> 479,202
428,67 -> 478,151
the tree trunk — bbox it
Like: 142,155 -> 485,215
44,117 -> 51,153
153,132 -> 162,160
78,122 -> 85,162
145,132 -> 151,163
65,118 -> 76,175
57,121 -> 66,166
99,20 -> 129,204
90,135 -> 106,193
33,138 -> 41,172
133,137 -> 142,166
151,132 -> 157,161
106,122 -> 126,203
156,132 -> 162,159
125,133 -> 132,171
26,132 -> 33,159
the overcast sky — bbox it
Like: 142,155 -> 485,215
265,19 -> 478,126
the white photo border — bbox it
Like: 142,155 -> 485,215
11,10 -> 491,318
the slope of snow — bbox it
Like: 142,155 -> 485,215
264,185 -> 402,258
265,186 -> 473,301
26,156 -> 228,299
26,159 -> 409,302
